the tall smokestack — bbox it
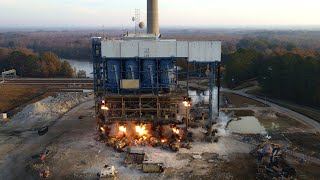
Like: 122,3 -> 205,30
147,0 -> 159,36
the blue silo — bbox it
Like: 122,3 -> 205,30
159,59 -> 174,90
141,59 -> 157,89
124,59 -> 139,79
106,59 -> 121,91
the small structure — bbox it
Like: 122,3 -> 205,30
1,69 -> 17,82
142,163 -> 165,173
124,148 -> 145,165
0,113 -> 8,121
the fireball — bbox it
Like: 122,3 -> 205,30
119,126 -> 127,133
161,139 -> 167,143
101,105 -> 109,110
183,101 -> 191,107
172,127 -> 180,134
136,124 -> 147,137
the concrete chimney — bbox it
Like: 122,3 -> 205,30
147,0 -> 159,36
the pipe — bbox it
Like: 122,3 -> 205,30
147,0 -> 159,36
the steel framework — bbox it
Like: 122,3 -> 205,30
92,38 -> 220,124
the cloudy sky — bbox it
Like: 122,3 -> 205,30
0,0 -> 319,27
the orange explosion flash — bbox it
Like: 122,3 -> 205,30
135,124 -> 147,137
183,101 -> 191,107
172,127 -> 180,134
161,139 -> 167,143
101,105 -> 109,110
119,126 -> 127,133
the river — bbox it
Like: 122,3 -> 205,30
61,59 -> 94,78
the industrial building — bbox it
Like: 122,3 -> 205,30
92,0 -> 221,139
1,69 -> 16,82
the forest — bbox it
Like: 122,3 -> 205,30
0,28 -> 320,107
0,48 -> 74,78
223,48 -> 320,108
1,28 -> 320,60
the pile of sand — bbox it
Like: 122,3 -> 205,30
6,93 -> 93,130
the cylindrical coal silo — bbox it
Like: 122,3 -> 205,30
141,59 -> 157,90
147,0 -> 159,36
124,59 -> 139,79
159,59 -> 174,91
106,59 -> 121,91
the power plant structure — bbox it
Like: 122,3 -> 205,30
92,0 -> 221,140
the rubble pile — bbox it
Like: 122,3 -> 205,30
7,93 -> 93,130
99,123 -> 189,152
30,149 -> 51,179
124,148 -> 165,174
250,141 -> 296,179
98,121 -> 223,153
97,165 -> 117,180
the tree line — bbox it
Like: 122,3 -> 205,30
1,29 -> 320,60
223,48 -> 320,108
0,48 -> 74,78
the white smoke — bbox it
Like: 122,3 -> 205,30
213,112 -> 230,137
188,87 -> 219,115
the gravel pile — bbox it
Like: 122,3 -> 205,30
6,93 -> 93,130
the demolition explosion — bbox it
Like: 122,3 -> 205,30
1,1 -> 318,179
92,0 -> 221,153
89,1 -> 301,179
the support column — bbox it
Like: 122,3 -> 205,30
208,62 -> 216,123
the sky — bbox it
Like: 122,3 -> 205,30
0,0 -> 319,28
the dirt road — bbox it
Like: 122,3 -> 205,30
0,98 -> 258,180
0,100 -> 96,180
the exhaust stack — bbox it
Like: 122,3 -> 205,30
147,0 -> 159,36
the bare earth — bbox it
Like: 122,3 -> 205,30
0,99 -> 257,180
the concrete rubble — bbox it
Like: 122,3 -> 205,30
2,92 -> 93,131
250,141 -> 296,179
98,165 -> 117,180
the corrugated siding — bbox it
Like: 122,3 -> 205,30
101,40 -> 221,62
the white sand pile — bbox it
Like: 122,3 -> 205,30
228,116 -> 266,134
6,93 -> 93,130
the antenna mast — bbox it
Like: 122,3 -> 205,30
135,9 -> 140,34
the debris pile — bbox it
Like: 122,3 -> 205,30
30,149 -> 51,179
6,93 -> 93,130
100,123 -> 189,152
250,141 -> 296,179
123,147 -> 165,173
97,165 -> 117,180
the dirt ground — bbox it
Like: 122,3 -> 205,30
0,84 -> 93,117
1,92 -> 319,179
0,85 -> 44,113
222,92 -> 267,108
0,99 -> 257,180
256,110 -> 314,133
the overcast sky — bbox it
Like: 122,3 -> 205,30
1,0 -> 319,27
